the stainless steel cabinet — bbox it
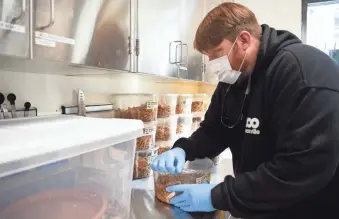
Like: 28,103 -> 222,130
136,0 -> 205,80
33,0 -> 131,72
136,0 -> 223,81
0,0 -> 29,58
135,0 -> 182,77
179,0 -> 205,80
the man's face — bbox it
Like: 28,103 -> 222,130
203,31 -> 259,75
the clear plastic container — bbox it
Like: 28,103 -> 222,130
191,112 -> 205,132
176,94 -> 193,114
156,116 -> 177,142
154,158 -> 214,204
158,94 -> 178,118
0,115 -> 143,219
133,148 -> 158,180
192,94 -> 209,112
136,123 -> 156,151
176,114 -> 193,135
111,94 -> 158,123
156,141 -> 173,155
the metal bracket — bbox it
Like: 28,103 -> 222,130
62,104 -> 113,115
128,36 -> 132,55
136,38 -> 140,56
78,89 -> 86,117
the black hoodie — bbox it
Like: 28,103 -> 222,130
173,25 -> 339,218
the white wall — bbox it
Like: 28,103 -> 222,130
0,69 -> 205,115
235,0 -> 302,38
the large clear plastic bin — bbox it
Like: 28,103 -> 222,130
0,115 -> 143,219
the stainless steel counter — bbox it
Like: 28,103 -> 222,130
130,159 -> 236,219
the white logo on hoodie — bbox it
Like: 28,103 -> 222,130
245,117 -> 260,135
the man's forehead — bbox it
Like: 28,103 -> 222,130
202,39 -> 233,60
203,39 -> 233,55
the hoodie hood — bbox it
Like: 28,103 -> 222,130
254,24 -> 302,73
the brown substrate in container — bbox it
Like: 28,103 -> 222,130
115,103 -> 157,123
136,135 -> 152,151
133,157 -> 152,180
156,125 -> 171,141
158,104 -> 171,118
191,101 -> 204,112
154,172 -> 211,204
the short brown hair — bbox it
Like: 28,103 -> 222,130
194,2 -> 261,53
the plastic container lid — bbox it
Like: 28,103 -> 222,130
0,115 -> 143,178
184,158 -> 214,172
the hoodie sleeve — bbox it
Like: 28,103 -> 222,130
211,52 -> 339,218
172,83 -> 231,161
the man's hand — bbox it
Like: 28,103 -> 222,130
151,148 -> 186,174
167,184 -> 217,212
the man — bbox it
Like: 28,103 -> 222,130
151,2 -> 339,219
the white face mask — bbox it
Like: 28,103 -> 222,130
206,37 -> 247,84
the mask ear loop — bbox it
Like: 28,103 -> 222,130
227,36 -> 239,57
238,50 -> 247,72
228,36 -> 248,73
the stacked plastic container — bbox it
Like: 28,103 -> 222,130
191,94 -> 220,165
191,94 -> 208,133
110,94 -> 159,180
156,94 -> 178,155
175,94 -> 194,139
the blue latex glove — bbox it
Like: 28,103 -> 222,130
151,148 -> 186,174
167,184 -> 216,212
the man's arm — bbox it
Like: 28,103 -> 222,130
173,83 -> 231,161
210,52 -> 339,218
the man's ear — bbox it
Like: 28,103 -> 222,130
238,31 -> 251,50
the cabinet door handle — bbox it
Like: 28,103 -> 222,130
181,43 -> 188,65
29,0 -> 33,59
36,0 -> 55,30
169,41 -> 182,64
12,0 -> 26,23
